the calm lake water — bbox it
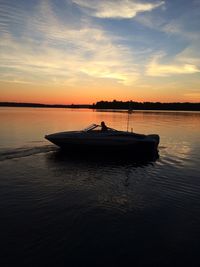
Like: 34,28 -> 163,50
0,107 -> 200,266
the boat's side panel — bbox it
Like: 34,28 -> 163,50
47,137 -> 158,155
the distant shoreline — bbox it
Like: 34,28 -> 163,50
0,102 -> 91,109
0,101 -> 200,111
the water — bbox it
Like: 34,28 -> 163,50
0,107 -> 200,266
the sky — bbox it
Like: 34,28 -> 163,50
0,0 -> 200,104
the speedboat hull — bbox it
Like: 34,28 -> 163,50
45,126 -> 159,156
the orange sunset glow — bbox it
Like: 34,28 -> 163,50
0,0 -> 200,104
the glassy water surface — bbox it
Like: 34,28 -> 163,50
0,107 -> 200,266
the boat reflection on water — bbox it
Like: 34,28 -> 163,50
47,146 -> 159,168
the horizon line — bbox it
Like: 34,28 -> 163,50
1,100 -> 200,106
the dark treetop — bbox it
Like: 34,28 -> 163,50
0,101 -> 200,111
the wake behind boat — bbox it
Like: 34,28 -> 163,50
45,123 -> 160,156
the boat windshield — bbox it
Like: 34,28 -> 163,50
83,124 -> 98,132
82,124 -> 118,132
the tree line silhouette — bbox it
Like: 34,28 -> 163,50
0,101 -> 200,111
94,100 -> 200,111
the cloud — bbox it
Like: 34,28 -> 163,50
162,21 -> 200,41
0,1 -> 28,35
175,45 -> 200,67
0,0 -> 139,86
146,53 -> 200,77
72,0 -> 164,19
0,30 -> 139,85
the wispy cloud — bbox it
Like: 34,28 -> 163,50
72,0 -> 164,19
146,53 -> 200,77
0,0 -> 139,86
162,21 -> 200,41
135,7 -> 200,42
0,1 -> 25,33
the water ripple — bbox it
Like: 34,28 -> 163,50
0,145 -> 56,161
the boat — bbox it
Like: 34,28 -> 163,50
45,123 -> 160,156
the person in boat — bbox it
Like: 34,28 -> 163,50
101,121 -> 108,131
